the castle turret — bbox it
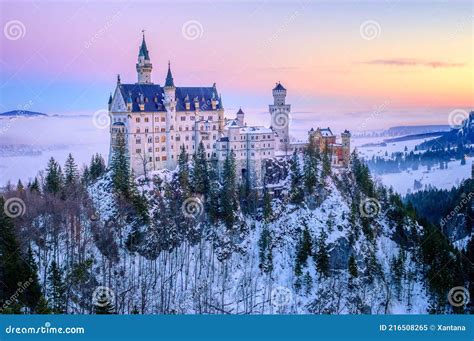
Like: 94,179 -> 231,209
341,130 -> 351,166
269,82 -> 291,152
136,32 -> 153,84
236,108 -> 245,126
163,61 -> 176,169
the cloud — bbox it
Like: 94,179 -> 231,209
362,58 -> 465,68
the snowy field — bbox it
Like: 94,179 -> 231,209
353,136 -> 471,195
0,115 -> 469,196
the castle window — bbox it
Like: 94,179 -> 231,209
136,128 -> 140,133
208,116 -> 212,120
155,137 -> 159,143
156,148 -> 159,152
145,128 -> 149,133
162,156 -> 167,161
213,125 -> 216,130
161,117 -> 165,122
161,146 -> 166,152
136,139 -> 141,144
155,117 -> 159,122
190,116 -> 195,121
144,117 -> 149,122
148,137 -> 152,143
155,128 -> 159,133
148,147 -> 152,153
161,128 -> 165,132
176,136 -> 181,141
161,136 -> 166,142
179,127 -> 182,131
156,156 -> 159,161
185,127 -> 189,131
181,116 -> 186,121
208,153 -> 210,158
185,136 -> 189,141
136,149 -> 141,154
136,117 -> 140,123
207,144 -> 210,149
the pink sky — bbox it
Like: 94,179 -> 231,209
0,0 -> 472,131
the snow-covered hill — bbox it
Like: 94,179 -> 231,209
85,164 -> 428,314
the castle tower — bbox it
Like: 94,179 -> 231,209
236,108 -> 245,126
136,32 -> 153,84
341,130 -> 351,166
163,61 -> 176,169
269,82 -> 291,152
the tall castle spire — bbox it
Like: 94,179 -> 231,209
164,61 -> 175,88
136,30 -> 153,84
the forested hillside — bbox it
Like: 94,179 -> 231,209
0,136 -> 471,314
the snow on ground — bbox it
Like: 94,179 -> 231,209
377,159 -> 471,196
353,136 -> 472,196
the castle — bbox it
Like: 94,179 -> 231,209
108,34 -> 351,187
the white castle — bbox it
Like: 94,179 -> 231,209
108,34 -> 351,187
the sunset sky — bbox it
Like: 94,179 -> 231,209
0,0 -> 472,131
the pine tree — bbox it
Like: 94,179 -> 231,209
192,142 -> 209,195
47,260 -> 66,314
110,131 -> 131,198
303,143 -> 318,194
44,157 -> 63,195
89,153 -> 106,181
64,153 -> 79,186
23,246 -> 42,312
295,225 -> 312,276
258,225 -> 273,273
290,150 -> 304,204
17,179 -> 24,192
221,151 -> 237,230
262,185 -> 273,223
0,198 -> 39,313
315,230 -> 330,277
206,161 -> 220,224
177,145 -> 190,194
322,146 -> 331,178
28,177 -> 41,193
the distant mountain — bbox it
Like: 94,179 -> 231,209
418,111 -> 474,150
354,124 -> 451,138
0,110 -> 47,117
